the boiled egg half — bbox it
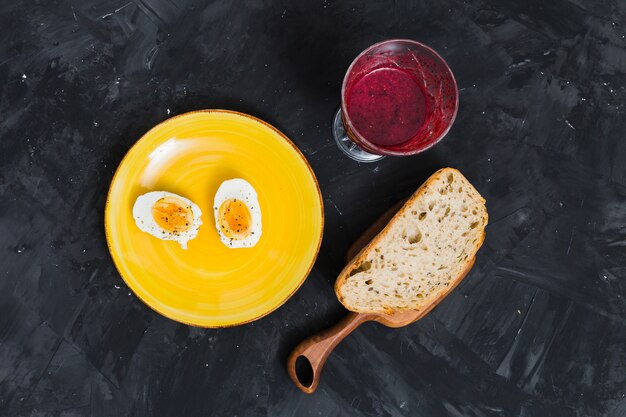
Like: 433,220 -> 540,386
213,179 -> 262,248
133,191 -> 202,249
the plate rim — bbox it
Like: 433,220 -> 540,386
104,109 -> 324,328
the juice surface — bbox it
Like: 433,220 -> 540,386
346,67 -> 428,147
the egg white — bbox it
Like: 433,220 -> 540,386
213,179 -> 262,248
132,191 -> 202,250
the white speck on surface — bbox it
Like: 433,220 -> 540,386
509,58 -> 531,69
114,284 -> 120,289
21,74 -> 27,79
517,309 -> 521,314
329,199 -> 343,215
166,108 -> 171,115
93,121 -> 98,127
559,202 -> 563,207
566,231 -> 574,255
565,120 -> 575,130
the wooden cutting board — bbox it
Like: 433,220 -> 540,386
287,200 -> 475,393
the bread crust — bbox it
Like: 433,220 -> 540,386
334,168 -> 488,314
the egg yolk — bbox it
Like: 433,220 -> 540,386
152,196 -> 194,233
218,198 -> 252,239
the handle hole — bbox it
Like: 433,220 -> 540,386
295,355 -> 314,388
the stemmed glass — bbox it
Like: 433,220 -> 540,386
333,39 -> 459,162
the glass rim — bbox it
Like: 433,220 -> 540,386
340,38 -> 459,156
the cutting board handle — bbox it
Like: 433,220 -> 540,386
287,312 -> 374,393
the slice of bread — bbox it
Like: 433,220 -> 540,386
335,168 -> 488,314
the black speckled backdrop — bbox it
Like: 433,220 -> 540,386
1,1 -> 625,416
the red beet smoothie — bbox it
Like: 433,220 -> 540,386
345,67 -> 429,147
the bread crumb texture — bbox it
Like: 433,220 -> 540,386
336,168 -> 488,314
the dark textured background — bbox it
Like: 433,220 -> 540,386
1,0 -> 625,416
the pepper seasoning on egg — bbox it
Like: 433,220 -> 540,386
213,179 -> 262,248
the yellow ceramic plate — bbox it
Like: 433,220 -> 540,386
105,110 -> 323,327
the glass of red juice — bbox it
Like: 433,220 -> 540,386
333,39 -> 459,162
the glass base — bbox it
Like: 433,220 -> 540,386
332,109 -> 384,163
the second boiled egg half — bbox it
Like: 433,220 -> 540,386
213,179 -> 262,248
